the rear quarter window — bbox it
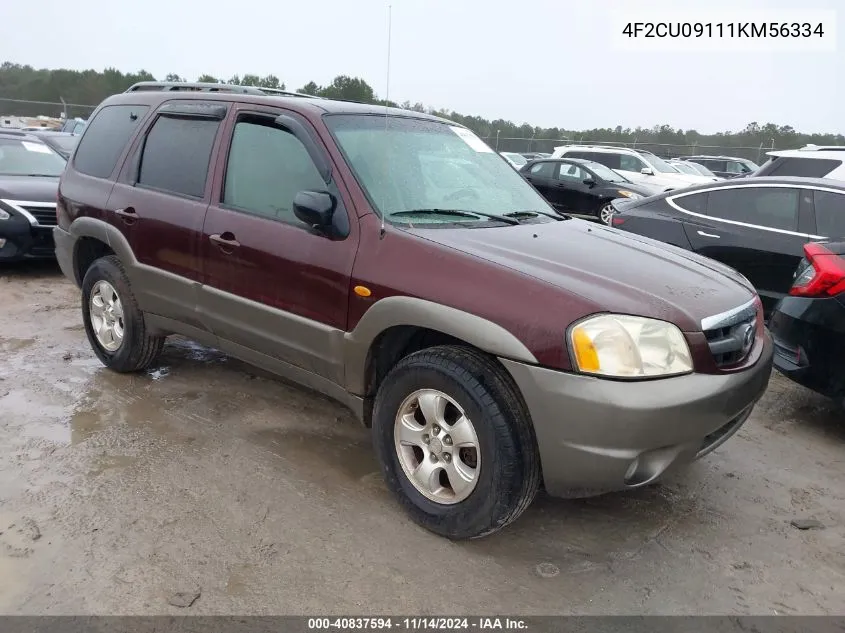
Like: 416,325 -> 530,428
813,189 -> 845,238
707,186 -> 800,231
73,105 -> 149,178
671,191 -> 708,213
759,157 -> 841,178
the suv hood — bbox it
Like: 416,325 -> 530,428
0,175 -> 59,203
408,219 -> 755,332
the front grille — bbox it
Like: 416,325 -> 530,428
702,300 -> 758,368
21,204 -> 57,226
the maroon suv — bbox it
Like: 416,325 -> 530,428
54,82 -> 773,539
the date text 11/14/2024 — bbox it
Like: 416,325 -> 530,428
621,22 -> 825,38
308,618 -> 528,630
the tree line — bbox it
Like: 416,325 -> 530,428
2,61 -> 842,156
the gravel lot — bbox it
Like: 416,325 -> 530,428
1,261 -> 844,615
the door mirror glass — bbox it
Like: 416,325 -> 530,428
641,167 -> 654,176
293,190 -> 335,227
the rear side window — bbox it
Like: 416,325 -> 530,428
618,154 -> 646,172
138,116 -> 220,198
73,105 -> 149,178
701,159 -> 727,172
759,157 -> 841,178
672,191 -> 708,214
707,186 -> 799,231
222,119 -> 325,224
813,190 -> 845,237
527,161 -> 555,178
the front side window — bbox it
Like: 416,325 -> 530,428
223,119 -> 325,223
618,153 -> 646,172
813,189 -> 845,237
726,161 -> 752,174
138,115 -> 220,198
74,105 -> 149,178
325,115 -> 554,226
0,138 -> 66,176
707,186 -> 799,231
556,163 -> 585,181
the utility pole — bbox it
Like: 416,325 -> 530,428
495,129 -> 500,151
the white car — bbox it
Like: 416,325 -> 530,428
499,152 -> 528,171
753,145 -> 845,181
667,159 -> 721,182
551,145 -> 703,191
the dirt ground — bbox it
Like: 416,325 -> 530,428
1,260 -> 844,615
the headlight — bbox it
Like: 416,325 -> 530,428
569,314 -> 693,378
0,208 -> 9,220
616,190 -> 643,199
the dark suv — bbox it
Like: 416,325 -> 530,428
55,82 -> 774,539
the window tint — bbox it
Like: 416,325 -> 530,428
707,187 -> 799,231
813,190 -> 845,237
701,159 -> 727,172
556,163 -> 585,181
673,191 -> 708,214
223,120 -> 325,223
725,161 -> 752,174
138,115 -> 219,197
527,161 -> 555,178
586,153 -> 621,170
618,154 -> 646,172
760,157 -> 841,178
73,105 -> 149,178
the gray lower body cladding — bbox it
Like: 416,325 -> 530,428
501,334 -> 774,498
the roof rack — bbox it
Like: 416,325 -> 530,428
124,81 -> 321,99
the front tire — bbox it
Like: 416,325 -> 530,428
598,202 -> 615,225
372,345 -> 541,539
81,255 -> 164,373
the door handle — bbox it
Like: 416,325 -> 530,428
697,230 -> 720,239
114,207 -> 137,222
209,232 -> 240,250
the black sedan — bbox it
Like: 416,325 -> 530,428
609,176 -> 845,315
522,158 -> 657,224
0,131 -> 64,260
769,241 -> 845,403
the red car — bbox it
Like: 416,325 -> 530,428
54,82 -> 773,539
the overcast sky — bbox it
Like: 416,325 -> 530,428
3,0 -> 842,134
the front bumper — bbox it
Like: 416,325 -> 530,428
0,216 -> 55,260
53,226 -> 77,285
501,332 -> 773,498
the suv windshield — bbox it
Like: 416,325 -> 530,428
582,160 -> 627,183
638,151 -> 677,174
0,138 -> 66,176
502,152 -> 527,166
326,115 -> 554,226
687,161 -> 717,177
670,162 -> 697,175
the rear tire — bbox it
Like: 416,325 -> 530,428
372,345 -> 541,539
81,255 -> 164,373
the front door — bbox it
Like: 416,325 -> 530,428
199,106 -> 359,383
679,185 -> 810,312
550,162 -> 595,215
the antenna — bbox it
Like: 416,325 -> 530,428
379,3 -> 392,239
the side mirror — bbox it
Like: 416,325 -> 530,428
293,190 -> 335,228
640,167 -> 654,176
582,176 -> 596,187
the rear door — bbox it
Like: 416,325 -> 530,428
522,161 -> 557,202
198,104 -> 359,384
107,101 -> 226,328
679,184 -> 810,311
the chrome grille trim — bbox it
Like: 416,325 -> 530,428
700,298 -> 757,331
0,199 -> 57,226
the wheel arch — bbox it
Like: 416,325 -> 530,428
68,218 -> 136,285
344,296 -> 538,399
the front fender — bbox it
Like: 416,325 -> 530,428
343,296 -> 538,395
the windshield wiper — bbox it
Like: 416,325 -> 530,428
390,209 -> 520,225
504,210 -> 567,221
